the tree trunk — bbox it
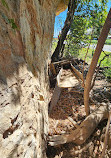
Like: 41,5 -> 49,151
84,8 -> 111,116
0,0 -> 67,157
51,0 -> 77,62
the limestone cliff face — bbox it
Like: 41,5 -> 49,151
0,0 -> 68,157
56,0 -> 69,15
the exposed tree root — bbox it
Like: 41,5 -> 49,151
48,103 -> 109,146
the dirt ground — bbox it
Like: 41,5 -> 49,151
47,68 -> 111,158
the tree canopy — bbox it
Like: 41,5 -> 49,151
52,0 -> 108,60
64,0 -> 108,57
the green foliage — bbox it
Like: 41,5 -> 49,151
105,39 -> 111,45
98,52 -> 111,67
8,19 -> 17,29
79,47 -> 111,79
1,0 -> 9,10
104,68 -> 111,80
78,48 -> 111,68
0,0 -> 17,30
91,39 -> 111,45
1,12 -> 17,30
78,48 -> 93,63
99,52 -> 111,80
52,38 -> 58,52
64,0 -> 108,57
64,15 -> 88,57
88,4 -> 107,39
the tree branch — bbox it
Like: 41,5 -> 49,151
51,0 -> 77,62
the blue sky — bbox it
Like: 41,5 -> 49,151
54,0 -> 111,37
54,9 -> 68,37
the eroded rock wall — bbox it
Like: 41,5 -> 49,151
0,0 -> 68,157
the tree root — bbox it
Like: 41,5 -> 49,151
48,103 -> 109,146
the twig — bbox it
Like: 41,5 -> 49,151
72,59 -> 84,79
82,28 -> 94,85
101,111 -> 111,158
68,117 -> 79,128
91,52 -> 110,90
61,108 -> 79,128
90,67 -> 100,90
69,90 -> 83,95
71,141 -> 93,155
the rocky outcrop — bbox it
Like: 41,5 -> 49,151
0,0 -> 69,157
56,0 -> 69,15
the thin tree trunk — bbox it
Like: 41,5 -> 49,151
51,0 -> 77,62
84,8 -> 111,116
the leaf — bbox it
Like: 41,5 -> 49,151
11,23 -> 17,29
8,18 -> 18,29
1,0 -> 9,10
0,1 -> 17,30
8,18 -> 14,24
